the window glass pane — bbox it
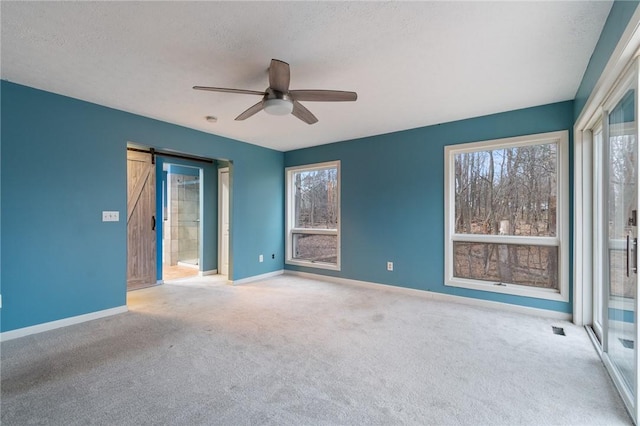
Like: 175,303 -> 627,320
454,144 -> 557,237
607,93 -> 637,300
608,242 -> 637,298
293,234 -> 337,264
294,167 -> 338,229
606,88 -> 637,394
453,242 -> 559,289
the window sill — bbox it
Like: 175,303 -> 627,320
445,277 -> 568,302
286,259 -> 341,271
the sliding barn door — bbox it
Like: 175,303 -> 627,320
127,150 -> 157,290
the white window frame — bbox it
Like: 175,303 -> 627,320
591,121 -> 605,343
285,161 -> 341,271
444,130 -> 569,302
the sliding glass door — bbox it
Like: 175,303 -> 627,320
596,63 -> 639,413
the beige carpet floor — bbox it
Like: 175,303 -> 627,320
1,274 -> 632,425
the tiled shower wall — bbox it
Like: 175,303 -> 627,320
164,173 -> 200,266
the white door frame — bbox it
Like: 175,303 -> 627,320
218,167 -> 230,277
574,8 -> 640,326
574,9 -> 640,423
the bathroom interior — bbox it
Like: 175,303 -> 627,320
163,164 -> 201,280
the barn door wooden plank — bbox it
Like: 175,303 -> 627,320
127,163 -> 151,223
127,150 -> 157,291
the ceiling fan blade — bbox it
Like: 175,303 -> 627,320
235,101 -> 265,121
269,59 -> 290,93
292,101 -> 318,125
289,90 -> 357,102
193,86 -> 265,96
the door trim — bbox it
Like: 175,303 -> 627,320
218,167 -> 230,277
575,6 -> 640,327
575,39 -> 640,424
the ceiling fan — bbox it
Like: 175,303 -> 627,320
193,59 -> 357,125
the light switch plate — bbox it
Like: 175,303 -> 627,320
102,211 -> 119,222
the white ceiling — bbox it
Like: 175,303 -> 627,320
1,1 -> 612,152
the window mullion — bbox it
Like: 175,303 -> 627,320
451,234 -> 559,246
291,228 -> 338,235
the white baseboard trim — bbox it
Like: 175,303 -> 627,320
230,270 -> 284,285
285,270 -> 573,321
177,261 -> 199,270
199,269 -> 218,277
0,306 -> 128,342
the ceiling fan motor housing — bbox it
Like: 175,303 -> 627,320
263,88 -> 293,115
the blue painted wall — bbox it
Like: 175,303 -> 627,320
1,81 -> 284,332
200,161 -> 219,274
285,101 -> 575,314
574,0 -> 639,120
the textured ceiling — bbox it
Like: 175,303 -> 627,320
1,1 -> 612,152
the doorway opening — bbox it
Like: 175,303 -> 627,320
156,156 -> 232,282
126,145 -> 232,288
162,163 -> 201,281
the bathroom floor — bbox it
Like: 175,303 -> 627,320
162,264 -> 199,281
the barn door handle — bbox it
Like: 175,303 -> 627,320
152,215 -> 156,231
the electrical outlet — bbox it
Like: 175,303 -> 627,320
259,254 -> 264,263
102,211 -> 119,222
272,254 -> 275,259
387,261 -> 394,271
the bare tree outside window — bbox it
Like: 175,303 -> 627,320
293,235 -> 338,263
454,144 -> 557,237
294,168 -> 338,229
608,131 -> 637,299
453,242 -> 558,289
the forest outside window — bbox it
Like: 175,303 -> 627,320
286,161 -> 340,270
444,131 -> 569,301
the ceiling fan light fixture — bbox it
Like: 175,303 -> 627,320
263,98 -> 293,116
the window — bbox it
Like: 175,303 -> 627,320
444,131 -> 569,301
286,161 -> 340,270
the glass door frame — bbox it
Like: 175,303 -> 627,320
593,121 -> 605,344
595,58 -> 640,419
